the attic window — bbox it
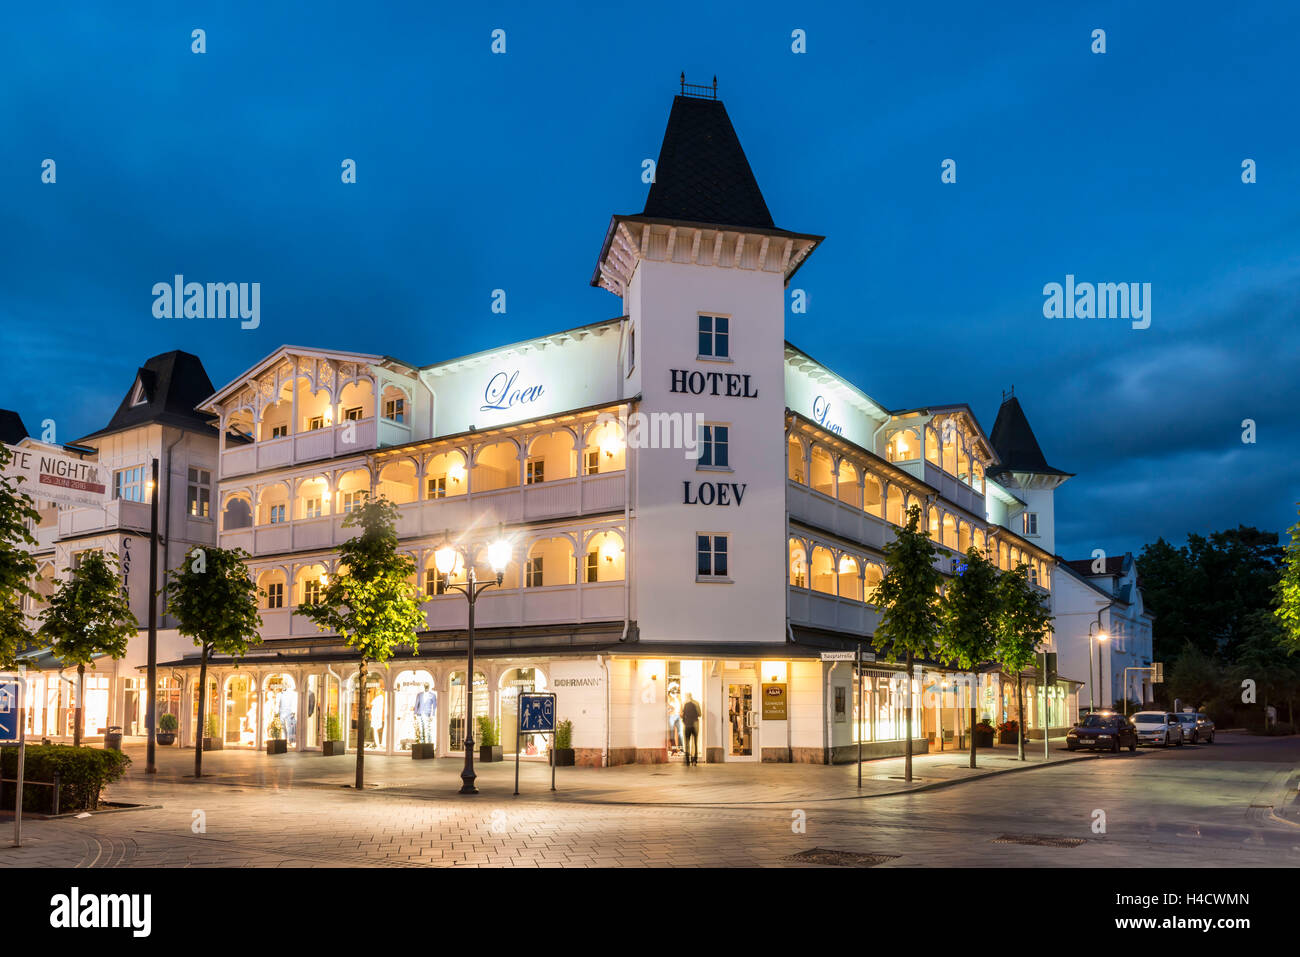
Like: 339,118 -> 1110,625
130,379 -> 148,407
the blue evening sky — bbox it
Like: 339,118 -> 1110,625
2,1 -> 1297,559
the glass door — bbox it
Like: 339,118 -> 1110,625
726,680 -> 757,759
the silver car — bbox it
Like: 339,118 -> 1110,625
1132,711 -> 1185,747
1176,711 -> 1215,744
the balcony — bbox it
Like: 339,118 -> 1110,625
786,481 -> 893,551
923,461 -> 984,516
789,587 -> 882,636
221,418 -> 378,478
57,498 -> 151,538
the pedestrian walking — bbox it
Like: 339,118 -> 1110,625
681,693 -> 701,765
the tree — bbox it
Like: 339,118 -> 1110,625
1165,642 -> 1221,713
994,563 -> 1053,761
937,546 -> 1000,768
1235,608 -> 1300,729
873,505 -> 943,782
296,499 -> 425,789
1276,507 -> 1300,656
37,551 -> 136,746
0,444 -> 41,669
164,545 -> 262,777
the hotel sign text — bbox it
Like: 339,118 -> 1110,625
669,370 -> 758,398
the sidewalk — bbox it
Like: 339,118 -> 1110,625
95,739 -> 1103,809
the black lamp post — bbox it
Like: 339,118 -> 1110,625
146,458 -> 159,775
435,536 -> 510,795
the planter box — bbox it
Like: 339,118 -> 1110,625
551,748 -> 576,767
202,737 -> 223,751
478,745 -> 503,763
999,731 -> 1020,745
156,732 -> 176,746
973,730 -> 994,748
322,740 -> 346,756
266,739 -> 288,754
410,743 -> 435,760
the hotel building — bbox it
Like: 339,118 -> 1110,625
13,88 -> 1081,762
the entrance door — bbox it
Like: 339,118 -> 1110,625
725,679 -> 758,761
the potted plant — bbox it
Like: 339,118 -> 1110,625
552,718 -> 575,767
997,719 -> 1020,745
411,714 -> 435,760
202,713 -> 223,751
266,714 -> 288,754
477,715 -> 502,762
157,712 -> 178,746
322,715 -> 346,755
973,719 -> 995,748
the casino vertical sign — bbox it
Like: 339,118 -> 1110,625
3,444 -> 108,507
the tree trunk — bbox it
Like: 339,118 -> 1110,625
355,659 -> 367,790
74,663 -> 84,747
1016,671 -> 1025,761
904,651 -> 914,783
969,672 -> 977,769
195,644 -> 209,778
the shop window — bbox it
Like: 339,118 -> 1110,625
499,668 -> 549,757
696,534 -> 728,579
448,670 -> 488,752
393,670 -> 436,752
224,675 -> 256,747
187,468 -> 211,518
263,674 -> 298,749
698,424 -> 729,469
698,314 -> 730,358
347,673 -> 387,752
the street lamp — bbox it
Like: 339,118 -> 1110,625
436,531 -> 511,795
145,459 -> 159,775
1088,618 -> 1109,712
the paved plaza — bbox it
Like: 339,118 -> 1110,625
2,733 -> 1297,867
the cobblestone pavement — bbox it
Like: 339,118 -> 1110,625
1,733 -> 1296,867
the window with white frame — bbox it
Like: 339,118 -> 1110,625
383,397 -> 405,422
583,449 -> 600,475
525,458 -> 545,485
266,582 -> 284,609
303,496 -> 322,519
307,415 -> 325,431
698,315 -> 730,359
580,550 -> 598,583
269,504 -> 286,524
696,534 -> 729,579
113,465 -> 147,503
187,468 -> 211,518
344,406 -> 364,422
427,476 -> 446,499
1022,512 -> 1039,536
302,578 -> 322,604
425,568 -> 447,596
698,424 -> 729,469
525,556 -> 544,588
341,490 -> 368,513
270,424 -> 288,438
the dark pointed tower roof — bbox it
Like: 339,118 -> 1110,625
77,351 -> 218,443
0,409 -> 29,445
641,94 -> 775,230
989,395 -> 1071,477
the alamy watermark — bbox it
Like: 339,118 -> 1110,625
1043,274 -> 1150,330
593,410 -> 705,460
152,275 -> 260,329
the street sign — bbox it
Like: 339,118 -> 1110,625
0,680 -> 18,743
820,651 -> 856,661
518,692 -> 555,733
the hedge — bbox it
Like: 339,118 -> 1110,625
0,744 -> 131,813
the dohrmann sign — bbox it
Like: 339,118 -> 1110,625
3,444 -> 107,508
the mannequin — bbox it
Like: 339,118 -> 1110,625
369,690 -> 386,748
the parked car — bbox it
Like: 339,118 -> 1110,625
1176,711 -> 1215,744
1066,711 -> 1137,752
1132,711 -> 1185,747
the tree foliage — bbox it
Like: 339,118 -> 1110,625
938,546 -> 1000,671
0,444 -> 41,668
1276,507 -> 1300,654
874,505 -> 944,665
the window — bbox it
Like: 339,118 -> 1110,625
427,476 -> 446,499
187,468 -> 211,518
425,568 -> 447,596
130,379 -> 148,407
383,398 -> 405,422
303,497 -> 322,518
269,504 -> 286,524
583,449 -> 600,476
526,458 -> 545,485
266,582 -> 284,609
525,556 -> 544,588
341,490 -> 368,513
307,415 -> 325,431
627,324 -> 636,374
302,579 -> 322,604
270,424 -> 288,438
72,548 -> 102,568
584,550 -> 598,583
697,534 -> 729,579
698,315 -> 730,359
1023,512 -> 1039,536
344,406 -> 364,422
699,424 -> 729,469
113,465 -> 147,503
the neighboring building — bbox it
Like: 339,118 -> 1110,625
1056,553 -> 1155,713
12,351 -> 221,742
154,87 -> 1071,767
